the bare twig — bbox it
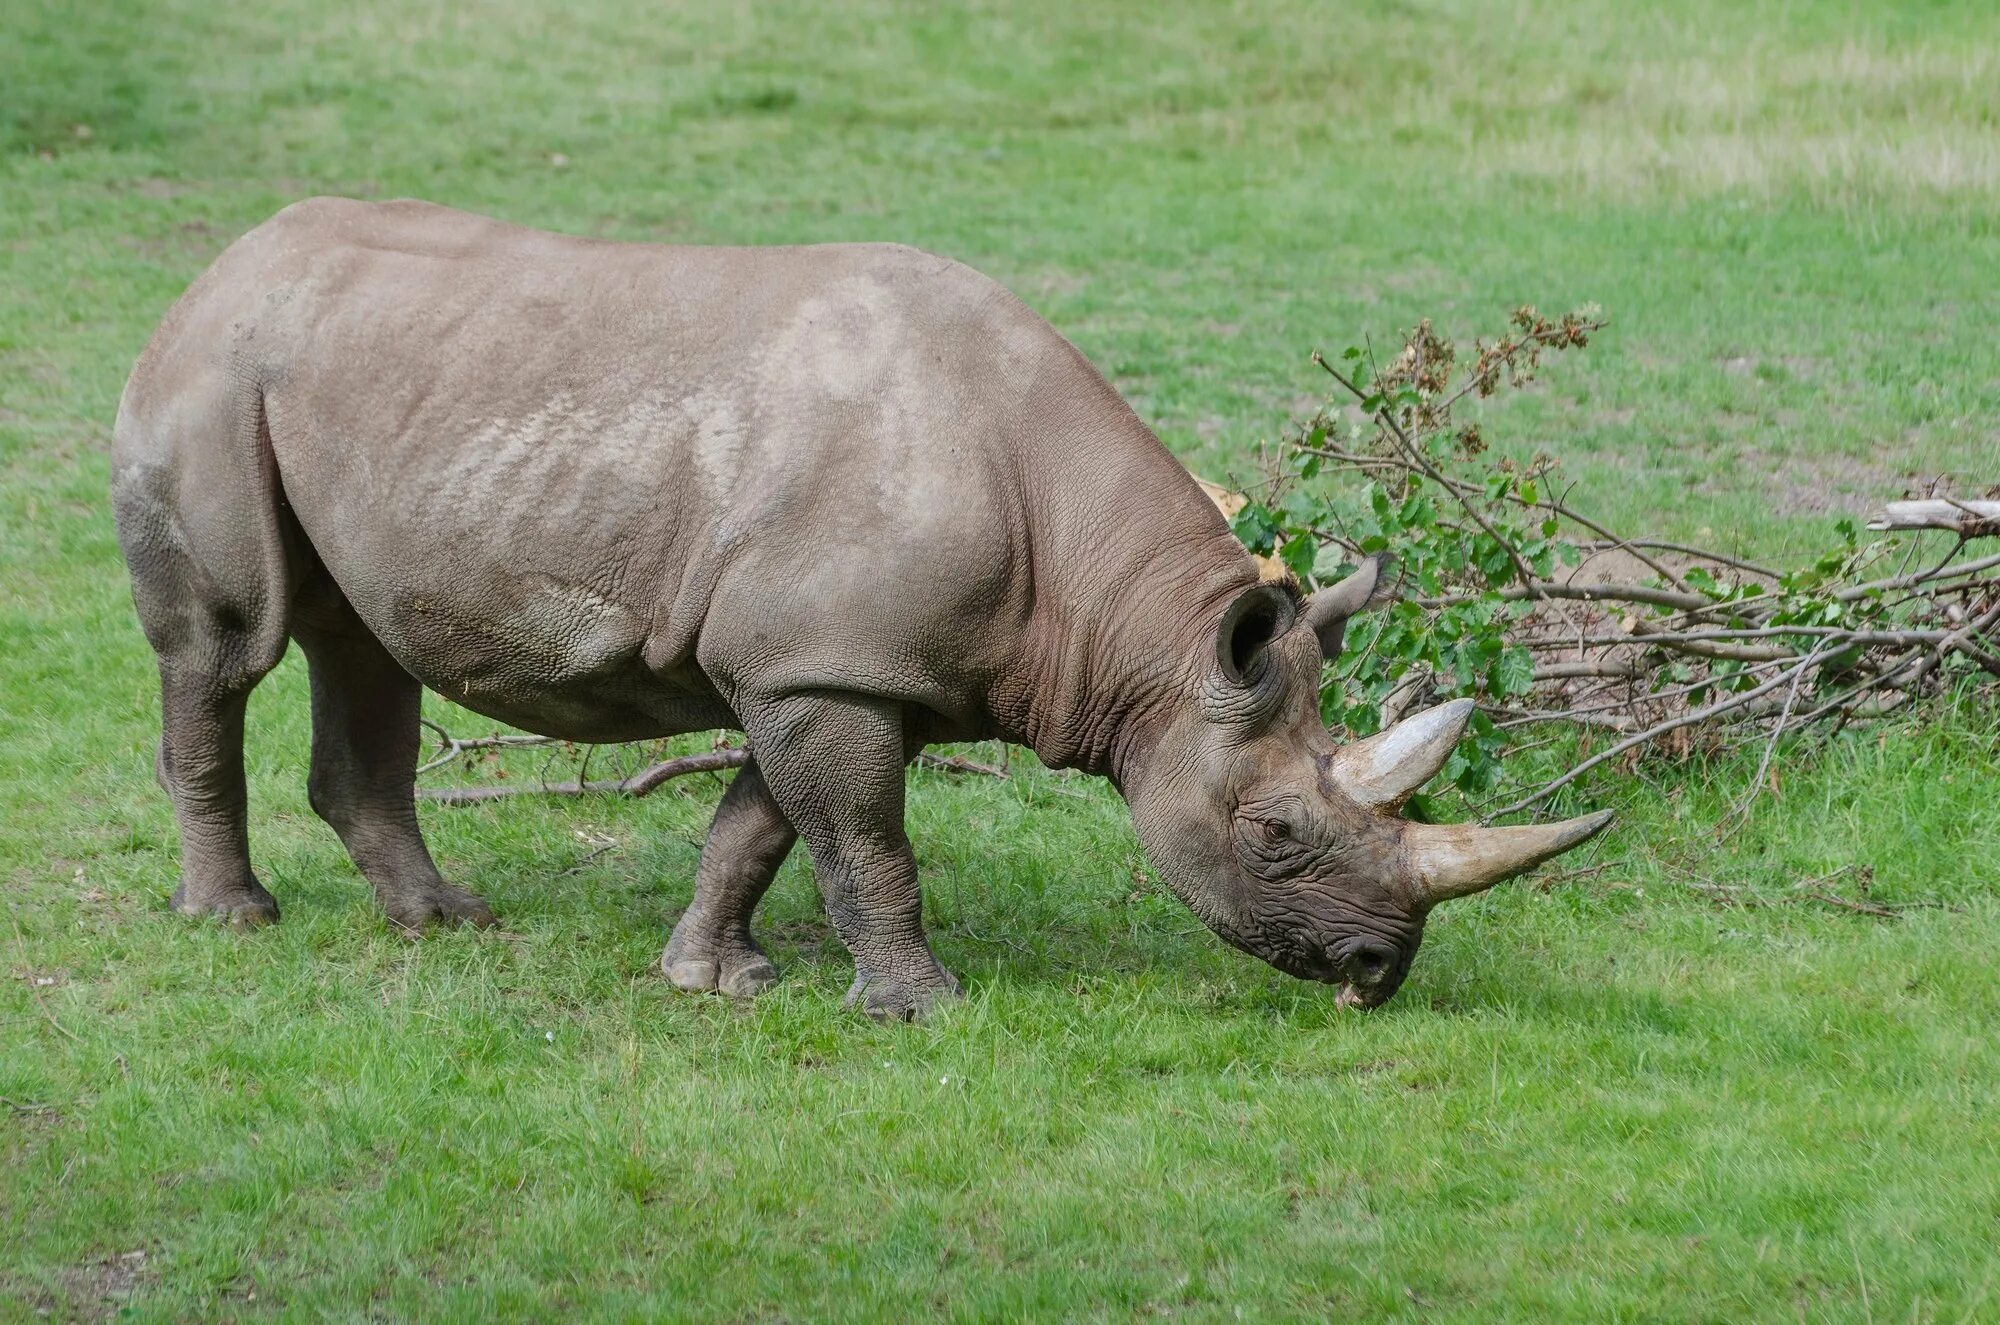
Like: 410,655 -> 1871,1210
1799,890 -> 1903,919
416,719 -> 558,774
1732,642 -> 1834,823
915,752 -> 1012,779
1,1095 -> 58,1117
1483,653 -> 1830,820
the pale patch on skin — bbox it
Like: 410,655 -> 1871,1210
765,276 -> 906,406
685,390 -> 748,509
492,579 -> 646,678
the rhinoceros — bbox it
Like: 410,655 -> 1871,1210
111,197 -> 1610,1018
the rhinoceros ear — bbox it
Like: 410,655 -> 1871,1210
1214,582 -> 1297,687
1303,555 -> 1395,661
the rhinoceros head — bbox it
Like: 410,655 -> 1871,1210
1124,559 -> 1611,1008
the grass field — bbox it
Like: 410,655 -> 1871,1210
4,0 -> 1999,1318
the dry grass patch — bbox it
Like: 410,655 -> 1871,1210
1485,40 -> 2000,201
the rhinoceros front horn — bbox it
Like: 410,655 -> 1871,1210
1403,811 -> 1616,903
1328,698 -> 1613,906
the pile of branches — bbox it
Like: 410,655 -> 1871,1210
1225,305 -> 1999,819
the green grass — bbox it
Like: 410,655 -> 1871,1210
4,0 -> 1999,1318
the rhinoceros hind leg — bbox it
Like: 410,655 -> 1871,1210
147,686 -> 277,928
663,757 -> 791,998
115,424 -> 291,929
158,665 -> 282,930
293,581 -> 494,932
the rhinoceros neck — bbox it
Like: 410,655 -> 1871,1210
988,413 -> 1261,786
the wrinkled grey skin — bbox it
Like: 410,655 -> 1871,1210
112,198 -> 1597,1019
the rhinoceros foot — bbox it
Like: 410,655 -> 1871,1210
661,932 -> 780,999
171,877 -> 281,930
843,963 -> 962,1023
377,882 -> 497,933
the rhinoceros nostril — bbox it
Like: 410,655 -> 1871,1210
1351,942 -> 1396,982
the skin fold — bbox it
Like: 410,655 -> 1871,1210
111,197 -> 1607,1019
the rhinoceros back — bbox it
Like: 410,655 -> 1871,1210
118,197 -> 1129,741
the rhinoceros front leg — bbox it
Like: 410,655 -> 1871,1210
736,692 -> 960,1021
661,757 -> 794,998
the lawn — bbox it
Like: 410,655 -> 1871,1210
3,0 -> 1999,1319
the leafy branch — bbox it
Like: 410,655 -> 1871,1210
1218,306 -> 2000,819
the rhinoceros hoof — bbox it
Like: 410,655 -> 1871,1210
844,966 -> 963,1023
171,878 -> 281,930
379,884 -> 497,933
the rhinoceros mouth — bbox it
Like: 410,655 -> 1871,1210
1263,947 -> 1402,1008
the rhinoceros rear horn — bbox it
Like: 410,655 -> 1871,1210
1326,697 -> 1474,809
1330,699 -> 1612,904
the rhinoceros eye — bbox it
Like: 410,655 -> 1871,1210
1258,818 -> 1292,844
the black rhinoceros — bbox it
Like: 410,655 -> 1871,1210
112,198 -> 1608,1018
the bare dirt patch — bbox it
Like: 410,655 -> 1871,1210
1709,449 -> 1905,517
1026,267 -> 1086,300
121,219 -> 226,264
16,1249 -> 159,1321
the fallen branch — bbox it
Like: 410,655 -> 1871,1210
914,752 -> 1011,779
1482,651 -> 1827,819
1868,499 -> 2000,535
416,737 -> 1012,804
0,1095 -> 58,1118
416,720 -> 562,774
419,748 -> 750,804
1798,890 -> 1903,920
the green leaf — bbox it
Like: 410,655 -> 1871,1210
1280,534 -> 1318,580
1475,539 -> 1516,585
1493,646 -> 1535,697
1229,504 -> 1283,555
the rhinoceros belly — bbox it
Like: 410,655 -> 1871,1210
361,569 -> 734,743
